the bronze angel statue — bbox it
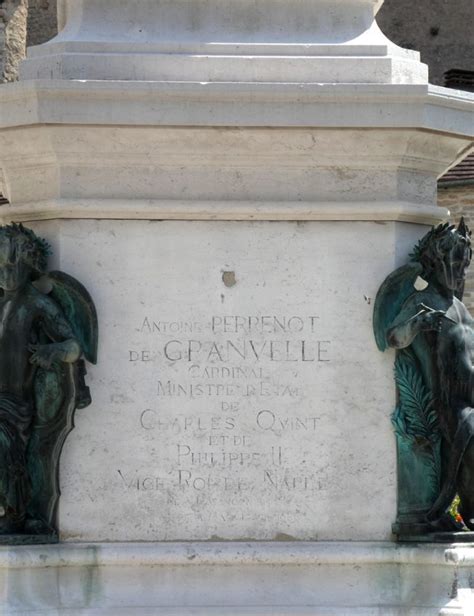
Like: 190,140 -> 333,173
374,219 -> 474,540
0,223 -> 97,540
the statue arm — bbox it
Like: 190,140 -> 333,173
387,299 -> 446,350
387,306 -> 424,349
29,297 -> 82,369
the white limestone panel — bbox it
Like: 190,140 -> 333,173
28,219 -> 426,542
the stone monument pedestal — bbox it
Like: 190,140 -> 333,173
0,0 -> 472,613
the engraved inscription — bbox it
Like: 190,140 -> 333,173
121,314 -> 333,515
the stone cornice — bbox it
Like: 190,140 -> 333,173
0,81 -> 472,135
0,199 -> 449,225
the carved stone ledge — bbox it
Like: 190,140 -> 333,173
0,542 -> 472,614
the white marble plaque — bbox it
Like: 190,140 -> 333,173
32,219 -> 425,541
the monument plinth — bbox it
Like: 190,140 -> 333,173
22,0 -> 426,84
0,0 -> 473,613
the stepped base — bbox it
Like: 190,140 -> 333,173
21,45 -> 427,84
1,541 -> 473,615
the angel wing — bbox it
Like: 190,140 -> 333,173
373,262 -> 422,352
47,271 -> 98,364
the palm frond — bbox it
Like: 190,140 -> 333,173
393,350 -> 441,494
394,352 -> 440,443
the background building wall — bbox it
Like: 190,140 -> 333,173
26,0 -> 56,47
378,0 -> 473,86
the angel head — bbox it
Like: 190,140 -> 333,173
411,218 -> 472,293
0,223 -> 51,291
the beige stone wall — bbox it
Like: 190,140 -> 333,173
0,0 -> 28,83
378,0 -> 474,87
438,185 -> 474,310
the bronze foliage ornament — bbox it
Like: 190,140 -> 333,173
0,223 -> 97,543
374,219 -> 474,541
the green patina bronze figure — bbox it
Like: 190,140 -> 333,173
0,223 -> 97,542
374,219 -> 474,541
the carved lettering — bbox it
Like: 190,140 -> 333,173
125,312 -> 334,507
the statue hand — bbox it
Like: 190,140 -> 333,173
28,344 -> 62,369
417,304 -> 452,332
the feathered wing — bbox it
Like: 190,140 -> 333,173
47,271 -> 98,364
373,263 -> 422,351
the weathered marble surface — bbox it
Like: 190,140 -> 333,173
24,219 -> 424,542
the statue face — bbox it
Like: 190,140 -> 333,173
0,234 -> 33,292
